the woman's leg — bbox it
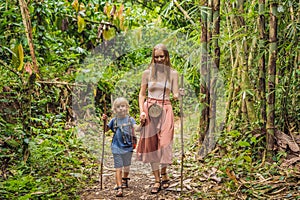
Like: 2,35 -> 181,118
161,164 -> 167,175
151,162 -> 160,182
150,162 -> 161,193
161,164 -> 170,188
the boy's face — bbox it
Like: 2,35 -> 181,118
115,103 -> 128,117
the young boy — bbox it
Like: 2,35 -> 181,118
102,97 -> 140,197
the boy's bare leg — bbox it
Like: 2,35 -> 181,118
123,166 -> 130,178
121,165 -> 130,188
115,168 -> 123,196
115,168 -> 122,187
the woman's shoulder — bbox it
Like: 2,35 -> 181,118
142,69 -> 151,75
170,69 -> 179,76
142,69 -> 150,80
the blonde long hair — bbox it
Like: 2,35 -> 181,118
149,44 -> 171,82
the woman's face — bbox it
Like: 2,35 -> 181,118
154,49 -> 165,64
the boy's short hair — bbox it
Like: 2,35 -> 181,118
112,97 -> 129,114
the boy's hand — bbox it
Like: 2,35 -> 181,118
134,119 -> 145,132
135,125 -> 142,132
102,114 -> 108,120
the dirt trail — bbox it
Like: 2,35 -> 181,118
80,159 -> 184,200
80,118 -> 190,200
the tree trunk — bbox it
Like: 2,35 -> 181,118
198,0 -> 220,159
199,0 -> 209,144
258,0 -> 267,130
208,0 -> 220,143
224,0 -> 258,130
18,0 -> 39,163
19,0 -> 39,74
224,1 -> 238,130
266,2 -> 278,156
238,0 -> 256,126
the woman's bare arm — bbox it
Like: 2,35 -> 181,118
171,70 -> 179,100
139,70 -> 149,119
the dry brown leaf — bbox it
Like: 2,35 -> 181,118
183,178 -> 192,184
210,175 -> 222,183
225,168 -> 239,184
281,156 -> 300,167
275,130 -> 300,152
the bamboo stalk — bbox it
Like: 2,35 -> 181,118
209,0 -> 220,133
266,2 -> 278,155
100,117 -> 107,190
224,2 -> 237,129
180,74 -> 184,195
199,0 -> 209,144
258,0 -> 267,129
18,0 -> 39,74
173,0 -> 196,26
36,80 -> 87,87
198,0 -> 220,158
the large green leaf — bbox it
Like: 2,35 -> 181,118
11,44 -> 24,71
103,28 -> 116,41
77,15 -> 85,33
17,44 -> 24,71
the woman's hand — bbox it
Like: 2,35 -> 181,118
179,88 -> 185,96
140,111 -> 146,120
173,88 -> 185,100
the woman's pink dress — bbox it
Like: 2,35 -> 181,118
136,98 -> 174,164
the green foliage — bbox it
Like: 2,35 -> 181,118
1,123 -> 96,199
0,82 -> 97,199
217,129 -> 265,176
1,0 -> 299,199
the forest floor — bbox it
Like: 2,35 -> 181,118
78,116 -> 300,200
79,118 -> 197,200
80,158 -> 185,200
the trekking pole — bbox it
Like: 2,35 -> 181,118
180,73 -> 184,195
100,113 -> 107,190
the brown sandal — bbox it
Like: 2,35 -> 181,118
150,181 -> 161,194
122,177 -> 130,188
161,173 -> 170,189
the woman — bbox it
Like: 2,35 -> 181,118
136,44 -> 184,194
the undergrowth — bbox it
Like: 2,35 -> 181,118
180,124 -> 300,199
0,121 -> 98,199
